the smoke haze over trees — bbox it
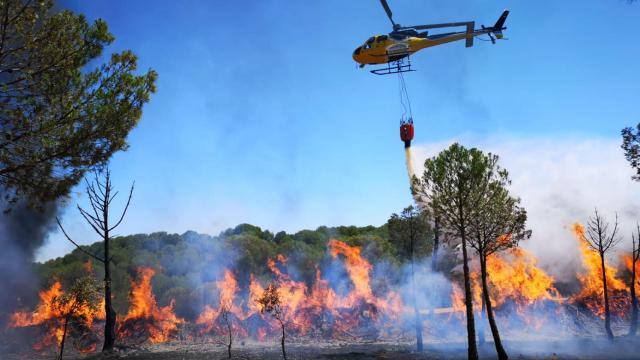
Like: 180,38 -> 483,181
25,223 -> 457,321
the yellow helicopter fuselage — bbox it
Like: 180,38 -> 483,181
352,31 -> 483,65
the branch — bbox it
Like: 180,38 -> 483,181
602,212 -> 622,253
85,178 -> 105,214
55,217 -> 105,263
94,170 -> 106,199
77,203 -> 102,228
78,206 -> 105,237
109,181 -> 134,232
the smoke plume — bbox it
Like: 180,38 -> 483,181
0,201 -> 59,326
409,136 -> 640,280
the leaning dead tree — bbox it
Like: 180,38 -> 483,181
629,225 -> 640,336
257,283 -> 287,360
584,210 -> 622,340
57,168 -> 134,351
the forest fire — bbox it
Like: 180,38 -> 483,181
570,224 -> 629,318
485,248 -> 560,309
9,230 -> 638,352
194,240 -> 402,341
451,247 -> 560,326
9,281 -> 104,352
118,267 -> 184,344
623,254 -> 640,285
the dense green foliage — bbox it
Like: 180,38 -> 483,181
416,143 -> 511,360
0,0 -> 157,204
622,124 -> 640,181
35,223 -> 430,321
388,206 -> 433,261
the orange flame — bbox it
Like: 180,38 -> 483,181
119,267 -> 184,343
622,254 -> 639,286
10,281 -> 103,352
485,248 -> 560,308
195,240 -> 402,340
451,246 -> 560,329
570,223 -> 629,318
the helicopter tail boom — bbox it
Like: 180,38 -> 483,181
491,10 -> 509,38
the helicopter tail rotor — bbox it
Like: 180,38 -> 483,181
481,10 -> 509,44
491,10 -> 509,39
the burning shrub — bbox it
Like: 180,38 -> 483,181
10,276 -> 103,357
257,282 -> 287,360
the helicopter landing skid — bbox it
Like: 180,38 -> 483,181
370,58 -> 415,75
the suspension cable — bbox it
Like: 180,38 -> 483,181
398,70 -> 413,121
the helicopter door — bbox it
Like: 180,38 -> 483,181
387,43 -> 409,56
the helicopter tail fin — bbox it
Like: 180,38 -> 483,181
492,10 -> 509,39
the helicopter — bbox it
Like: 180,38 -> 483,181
353,0 -> 509,75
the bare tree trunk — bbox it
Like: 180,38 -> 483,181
58,315 -> 70,360
409,217 -> 424,352
431,217 -> 440,272
481,256 -> 508,360
600,253 -> 614,340
461,227 -> 479,360
411,257 -> 423,351
478,293 -> 486,346
629,256 -> 637,337
280,320 -> 287,360
226,314 -> 233,359
103,229 -> 116,351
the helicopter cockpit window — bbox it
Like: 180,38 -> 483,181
364,37 -> 375,49
377,35 -> 388,42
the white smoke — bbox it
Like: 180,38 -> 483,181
409,135 -> 640,280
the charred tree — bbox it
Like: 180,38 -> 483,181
416,143 -> 510,360
257,283 -> 287,360
584,210 -> 622,341
57,169 -> 134,351
388,206 -> 431,352
629,226 -> 640,337
221,303 -> 233,359
469,184 -> 530,360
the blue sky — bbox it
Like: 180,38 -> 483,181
39,0 -> 640,261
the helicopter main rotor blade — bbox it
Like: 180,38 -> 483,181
379,0 -> 396,27
404,21 -> 474,30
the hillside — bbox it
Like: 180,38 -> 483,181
31,223 -> 438,321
